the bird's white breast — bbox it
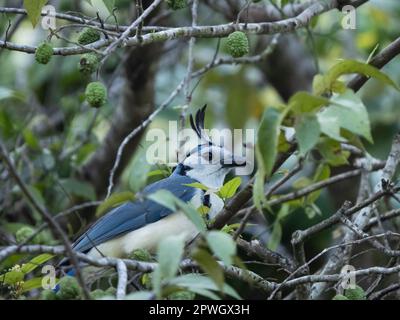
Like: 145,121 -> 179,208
87,190 -> 224,259
87,210 -> 199,259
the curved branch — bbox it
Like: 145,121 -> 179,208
348,36 -> 400,91
0,0 -> 339,56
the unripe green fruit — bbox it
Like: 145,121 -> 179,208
166,0 -> 187,10
15,226 -> 35,244
35,42 -> 53,64
41,289 -> 59,300
332,294 -> 349,300
79,53 -> 99,75
85,81 -> 107,108
345,285 -> 366,300
15,226 -> 49,244
129,248 -> 152,261
78,28 -> 100,45
58,276 -> 81,300
226,31 -> 249,58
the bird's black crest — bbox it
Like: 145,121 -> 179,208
190,105 -> 208,140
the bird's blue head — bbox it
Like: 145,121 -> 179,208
177,105 -> 246,189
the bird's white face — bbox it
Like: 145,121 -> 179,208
182,144 -> 246,189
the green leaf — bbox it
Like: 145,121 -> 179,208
197,205 -> 210,217
292,177 -> 312,189
266,204 -> 290,250
295,114 -> 321,155
184,182 -> 209,191
178,202 -> 207,234
22,277 -> 46,292
192,248 -> 224,290
257,107 -> 286,177
60,178 -> 96,201
320,90 -> 372,142
317,138 -> 350,166
23,0 -> 48,27
314,59 -> 399,95
75,143 -> 96,165
26,185 -> 45,217
39,150 -> 55,170
23,129 -> 40,150
317,113 -> 345,142
221,223 -> 240,234
169,274 -> 241,300
147,189 -> 176,212
152,234 -> 185,297
218,177 -> 242,199
267,221 -> 282,251
205,231 -> 236,266
0,270 -> 24,285
304,203 -> 321,219
147,190 -> 207,233
183,288 -> 220,300
128,149 -> 152,192
96,191 -> 135,217
0,87 -> 26,101
21,254 -> 54,274
366,43 -> 380,64
0,109 -> 15,138
102,0 -> 115,12
147,169 -> 171,178
276,203 -> 291,221
254,107 -> 287,211
157,235 -> 185,279
253,153 -> 266,211
306,163 -> 331,205
289,92 -> 329,114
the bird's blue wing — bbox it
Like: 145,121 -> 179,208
72,174 -> 197,253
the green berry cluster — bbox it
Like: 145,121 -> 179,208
15,226 -> 51,245
225,31 -> 249,58
15,227 -> 35,244
41,276 -> 81,300
58,276 -> 82,300
332,285 -> 366,300
85,81 -> 107,108
344,285 -> 366,300
35,42 -> 53,64
166,0 -> 187,10
78,28 -> 100,45
79,53 -> 99,75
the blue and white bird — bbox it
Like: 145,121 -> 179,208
68,106 -> 246,260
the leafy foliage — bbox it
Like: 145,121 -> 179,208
1,0 -> 400,301
23,0 -> 48,27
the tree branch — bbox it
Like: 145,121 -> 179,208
0,1 -> 339,56
348,36 -> 400,92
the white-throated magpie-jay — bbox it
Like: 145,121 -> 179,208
68,106 -> 246,260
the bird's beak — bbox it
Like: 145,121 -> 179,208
220,154 -> 247,168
